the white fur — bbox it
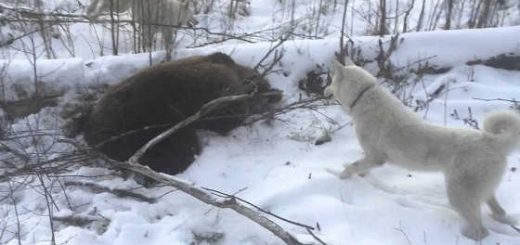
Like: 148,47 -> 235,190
87,0 -> 194,59
325,60 -> 520,240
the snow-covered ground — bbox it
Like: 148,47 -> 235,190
1,1 -> 520,245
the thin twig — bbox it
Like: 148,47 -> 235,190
511,224 -> 520,233
245,96 -> 332,126
254,35 -> 289,72
202,187 -> 315,230
65,181 -> 156,203
0,151 -> 89,182
0,141 -> 31,162
36,174 -> 57,245
306,227 -> 327,245
394,226 -> 412,245
8,182 -> 22,245
472,97 -> 518,103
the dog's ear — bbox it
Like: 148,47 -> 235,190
332,60 -> 347,81
344,57 -> 355,66
332,59 -> 344,72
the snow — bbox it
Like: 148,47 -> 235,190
390,26 -> 520,69
1,1 -> 520,245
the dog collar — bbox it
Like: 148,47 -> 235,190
349,84 -> 375,110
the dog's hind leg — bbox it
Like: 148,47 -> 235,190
446,175 -> 489,240
487,195 -> 517,225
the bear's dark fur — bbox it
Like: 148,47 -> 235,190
79,52 -> 281,174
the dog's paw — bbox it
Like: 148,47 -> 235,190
325,168 -> 351,179
325,168 -> 341,177
461,225 -> 489,240
338,170 -> 352,179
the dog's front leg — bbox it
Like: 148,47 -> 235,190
342,156 -> 385,178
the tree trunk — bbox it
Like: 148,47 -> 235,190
378,0 -> 388,36
476,0 -> 493,28
445,0 -> 454,29
416,0 -> 426,31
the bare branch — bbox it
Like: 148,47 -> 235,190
306,227 -> 327,245
127,92 -> 257,164
202,187 -> 315,230
472,97 -> 519,103
108,156 -> 305,245
0,151 -> 90,182
65,181 -> 156,203
92,91 -> 282,151
254,35 -> 288,74
8,182 -> 22,245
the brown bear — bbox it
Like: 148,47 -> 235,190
76,52 -> 281,174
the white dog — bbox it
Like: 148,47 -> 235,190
325,59 -> 520,240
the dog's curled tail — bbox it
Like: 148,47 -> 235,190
483,110 -> 520,152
